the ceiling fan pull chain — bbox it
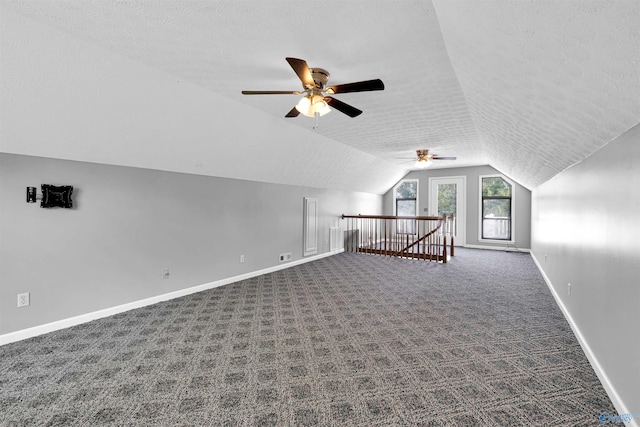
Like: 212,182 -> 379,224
313,111 -> 320,129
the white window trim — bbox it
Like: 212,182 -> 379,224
393,179 -> 419,216
478,174 -> 515,243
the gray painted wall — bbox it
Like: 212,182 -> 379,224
384,165 -> 532,249
531,124 -> 640,413
0,154 -> 382,335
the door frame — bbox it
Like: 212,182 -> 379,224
428,176 -> 466,246
303,197 -> 318,256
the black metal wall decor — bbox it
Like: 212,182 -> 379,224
26,185 -> 74,208
26,187 -> 37,203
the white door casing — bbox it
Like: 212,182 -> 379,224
303,197 -> 318,256
428,176 -> 466,246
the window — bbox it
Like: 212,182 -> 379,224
481,176 -> 513,240
394,179 -> 417,234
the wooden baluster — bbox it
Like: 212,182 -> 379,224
364,218 -> 367,250
345,217 -> 349,253
362,218 -> 365,251
405,231 -> 409,259
392,218 -> 395,255
423,220 -> 427,260
374,218 -> 377,253
443,234 -> 448,264
345,217 -> 349,252
429,221 -> 433,261
389,218 -> 392,257
428,220 -> 431,260
436,221 -> 440,262
371,218 -> 374,251
353,217 -> 357,253
421,220 -> 425,260
422,220 -> 426,260
412,219 -> 416,259
394,218 -> 397,255
419,219 -> 422,260
384,219 -> 387,256
450,215 -> 455,257
370,218 -> 373,251
348,217 -> 351,253
418,220 -> 421,260
353,217 -> 356,253
354,217 -> 357,253
350,217 -> 353,253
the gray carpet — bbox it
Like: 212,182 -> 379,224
0,248 -> 615,426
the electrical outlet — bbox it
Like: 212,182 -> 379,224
279,253 -> 292,263
162,268 -> 170,279
17,292 -> 30,307
240,255 -> 245,263
568,283 -> 571,296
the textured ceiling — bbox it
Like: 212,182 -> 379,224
1,0 -> 638,192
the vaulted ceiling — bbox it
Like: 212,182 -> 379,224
1,1 -> 638,194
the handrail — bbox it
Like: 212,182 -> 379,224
395,225 -> 442,255
342,214 -> 444,221
341,214 -> 455,262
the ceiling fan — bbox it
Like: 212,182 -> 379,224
242,57 -> 384,127
398,149 -> 457,169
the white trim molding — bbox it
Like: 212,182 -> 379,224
530,252 -> 638,427
478,174 -> 516,243
428,175 -> 466,246
464,244 -> 530,253
392,178 -> 419,216
0,249 -> 343,346
303,197 -> 319,257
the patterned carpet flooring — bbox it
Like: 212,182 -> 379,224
0,248 -> 615,426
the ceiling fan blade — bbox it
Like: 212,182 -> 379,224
325,97 -> 362,117
286,57 -> 315,89
285,106 -> 300,118
242,90 -> 301,95
325,79 -> 384,94
432,156 -> 457,160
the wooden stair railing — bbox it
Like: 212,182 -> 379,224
341,214 -> 455,262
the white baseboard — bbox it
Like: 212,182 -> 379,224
530,252 -> 638,427
0,249 -> 343,346
464,243 -> 530,253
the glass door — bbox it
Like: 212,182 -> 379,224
428,177 -> 465,246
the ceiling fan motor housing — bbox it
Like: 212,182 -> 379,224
416,149 -> 430,160
310,68 -> 330,89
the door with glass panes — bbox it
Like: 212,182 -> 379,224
428,177 -> 465,246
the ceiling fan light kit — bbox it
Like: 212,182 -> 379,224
242,57 -> 384,128
295,94 -> 330,117
416,159 -> 433,169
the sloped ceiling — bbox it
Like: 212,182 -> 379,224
1,0 -> 638,193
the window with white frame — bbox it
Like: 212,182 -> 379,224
394,179 -> 418,234
480,175 -> 513,241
